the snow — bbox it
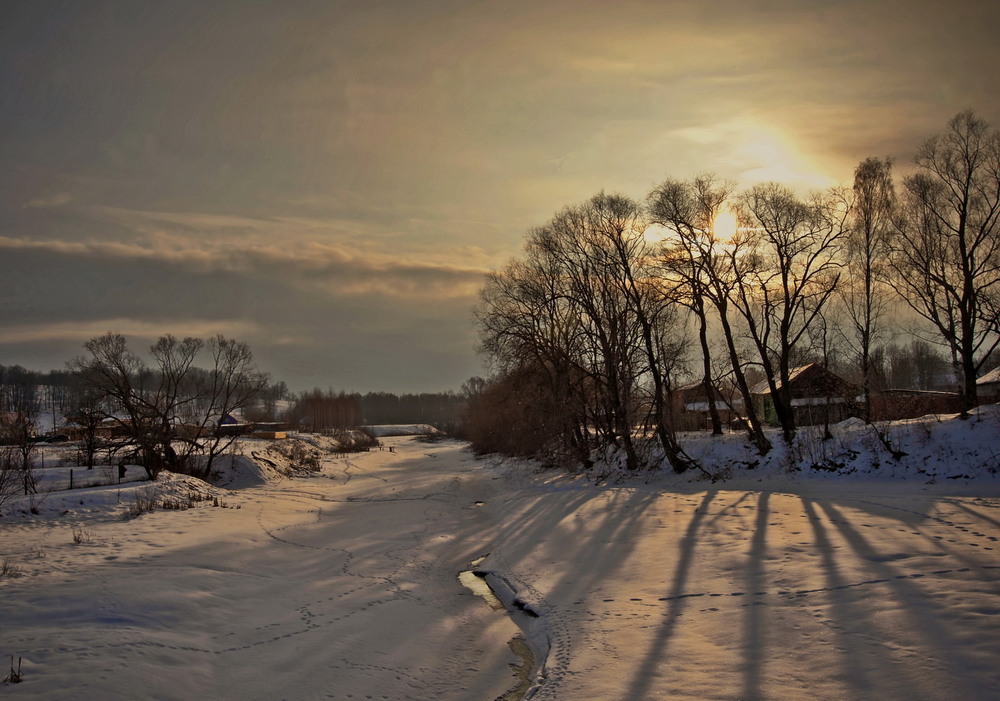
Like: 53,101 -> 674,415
361,424 -> 441,437
2,410 -> 1000,699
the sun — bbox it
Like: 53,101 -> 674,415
712,210 -> 738,239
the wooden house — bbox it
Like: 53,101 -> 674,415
671,380 -> 741,431
977,366 -> 1000,404
750,364 -> 859,427
869,389 -> 963,421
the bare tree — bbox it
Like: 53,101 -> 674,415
475,193 -> 699,472
842,157 -> 896,421
0,365 -> 38,415
180,336 -> 269,479
476,253 -> 594,465
65,379 -> 107,470
0,446 -> 21,510
71,332 -> 265,479
0,407 -> 38,495
289,388 -> 361,434
0,366 -> 42,494
460,376 -> 488,403
589,193 -> 697,474
71,333 -> 163,477
731,183 -> 848,442
891,110 -> 1000,412
148,335 -> 203,472
882,338 -> 950,390
648,176 -> 773,455
535,199 -> 648,469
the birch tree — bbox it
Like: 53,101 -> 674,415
891,110 -> 1000,412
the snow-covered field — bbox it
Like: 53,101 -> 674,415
2,410 -> 1000,700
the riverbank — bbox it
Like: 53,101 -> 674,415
0,437 -> 526,700
3,416 -> 1000,699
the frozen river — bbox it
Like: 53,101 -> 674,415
2,434 -> 999,699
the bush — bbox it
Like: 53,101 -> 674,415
271,441 -> 322,471
122,485 -> 160,520
332,430 -> 380,453
463,367 -> 580,464
0,557 -> 23,578
71,527 -> 94,544
0,448 -> 20,511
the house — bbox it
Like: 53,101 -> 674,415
977,366 -> 1000,403
671,380 -> 741,431
750,364 -> 859,427
869,388 -> 963,421
216,413 -> 254,437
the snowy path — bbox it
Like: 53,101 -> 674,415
2,435 -> 1000,700
0,438 -> 525,700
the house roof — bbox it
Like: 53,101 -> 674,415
674,379 -> 708,393
750,363 -> 855,396
977,366 -> 1000,385
750,364 -> 815,396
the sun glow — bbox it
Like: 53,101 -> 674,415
712,210 -> 739,240
670,118 -> 834,191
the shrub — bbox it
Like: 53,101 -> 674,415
0,448 -> 21,511
0,557 -> 23,578
122,485 -> 160,520
272,441 -> 322,471
71,527 -> 94,544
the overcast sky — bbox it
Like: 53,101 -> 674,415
1,0 -> 998,393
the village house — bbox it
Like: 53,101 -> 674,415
671,380 -> 741,432
977,366 -> 1000,404
750,364 -> 859,427
869,388 -> 963,421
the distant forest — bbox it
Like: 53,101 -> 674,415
283,388 -> 468,432
0,362 -> 469,431
0,332 -> 480,490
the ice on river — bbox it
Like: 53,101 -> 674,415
2,410 -> 1000,699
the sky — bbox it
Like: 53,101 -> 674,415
1,0 -> 998,393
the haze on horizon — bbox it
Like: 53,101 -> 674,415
1,0 -> 997,393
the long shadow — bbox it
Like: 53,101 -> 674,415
740,491 -> 769,701
625,489 -> 718,700
909,526 -> 995,574
798,496 -> 893,698
710,490 -> 754,518
817,500 -> 987,699
838,494 -> 999,574
537,488 -> 663,591
471,482 -> 664,689
945,499 -> 1000,531
269,441 -> 623,699
382,446 -> 669,693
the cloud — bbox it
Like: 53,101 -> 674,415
24,193 -> 73,209
0,233 -> 487,301
1,0 -> 998,392
0,233 -> 486,391
0,318 -> 266,347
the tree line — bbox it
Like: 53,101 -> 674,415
0,332 -> 271,506
0,336 -> 472,501
282,389 -> 468,433
469,110 -> 1000,471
